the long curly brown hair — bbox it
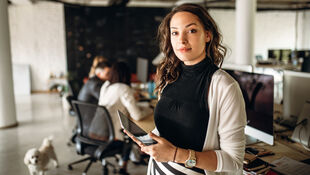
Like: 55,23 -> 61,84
155,3 -> 226,96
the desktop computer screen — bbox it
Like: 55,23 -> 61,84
300,50 -> 310,73
137,57 -> 148,83
302,57 -> 310,73
225,69 -> 274,145
268,49 -> 281,61
268,49 -> 291,64
283,71 -> 310,121
281,49 -> 291,64
297,50 -> 310,59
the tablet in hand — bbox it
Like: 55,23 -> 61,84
117,110 -> 157,145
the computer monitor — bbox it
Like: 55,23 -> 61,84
225,69 -> 274,145
302,57 -> 310,73
136,57 -> 148,83
268,49 -> 291,64
268,49 -> 281,61
280,49 -> 291,64
296,50 -> 310,59
300,50 -> 310,73
283,71 -> 310,121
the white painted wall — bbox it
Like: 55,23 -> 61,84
210,10 -> 236,63
254,11 -> 300,59
7,2 -> 310,91
210,10 -> 310,64
8,1 -> 67,91
12,64 -> 31,95
301,11 -> 310,49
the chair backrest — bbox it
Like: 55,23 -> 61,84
68,80 -> 81,98
72,100 -> 115,142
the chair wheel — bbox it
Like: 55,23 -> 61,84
68,165 -> 73,170
103,166 -> 108,175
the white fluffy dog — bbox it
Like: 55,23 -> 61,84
24,136 -> 59,175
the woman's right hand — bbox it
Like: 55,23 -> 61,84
123,130 -> 177,162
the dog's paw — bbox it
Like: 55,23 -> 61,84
54,161 -> 59,168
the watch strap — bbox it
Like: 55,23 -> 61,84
189,149 -> 196,160
185,149 -> 196,168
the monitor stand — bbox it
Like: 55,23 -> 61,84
246,135 -> 260,145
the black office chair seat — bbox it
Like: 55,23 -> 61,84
68,101 -> 126,175
81,139 -> 124,158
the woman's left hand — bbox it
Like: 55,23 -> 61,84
141,132 -> 176,162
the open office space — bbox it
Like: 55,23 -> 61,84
1,0 -> 310,175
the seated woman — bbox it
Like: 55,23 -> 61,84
98,61 -> 152,174
77,61 -> 111,104
99,61 -> 153,139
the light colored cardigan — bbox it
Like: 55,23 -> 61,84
99,81 -> 153,140
148,69 -> 247,175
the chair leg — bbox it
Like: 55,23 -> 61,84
83,159 -> 95,175
101,159 -> 109,175
68,156 -> 92,170
102,165 -> 108,175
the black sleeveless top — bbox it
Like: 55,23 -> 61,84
154,58 -> 218,151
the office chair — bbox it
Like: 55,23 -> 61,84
66,80 -> 80,116
68,100 -> 125,175
65,81 -> 79,145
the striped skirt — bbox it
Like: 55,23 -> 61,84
147,158 -> 206,175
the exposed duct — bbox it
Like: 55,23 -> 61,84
8,0 -> 310,10
108,0 -> 129,7
9,0 -> 37,4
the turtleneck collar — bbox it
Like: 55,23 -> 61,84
181,57 -> 211,74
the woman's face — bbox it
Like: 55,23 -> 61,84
170,12 -> 210,65
97,67 -> 110,80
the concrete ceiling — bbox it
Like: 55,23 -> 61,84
9,0 -> 310,10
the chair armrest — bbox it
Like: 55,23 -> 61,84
94,142 -> 114,160
75,139 -> 84,155
76,135 -> 109,146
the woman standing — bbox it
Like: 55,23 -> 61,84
125,3 -> 246,175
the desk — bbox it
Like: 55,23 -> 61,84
245,139 -> 310,175
134,104 -> 310,173
248,140 -> 310,163
136,119 -> 310,164
249,104 -> 310,165
134,113 -> 155,133
255,63 -> 301,72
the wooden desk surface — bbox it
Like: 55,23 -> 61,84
267,103 -> 310,163
134,113 -> 155,133
248,139 -> 310,163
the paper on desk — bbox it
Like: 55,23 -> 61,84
271,156 -> 310,175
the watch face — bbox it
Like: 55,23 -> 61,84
185,159 -> 196,168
